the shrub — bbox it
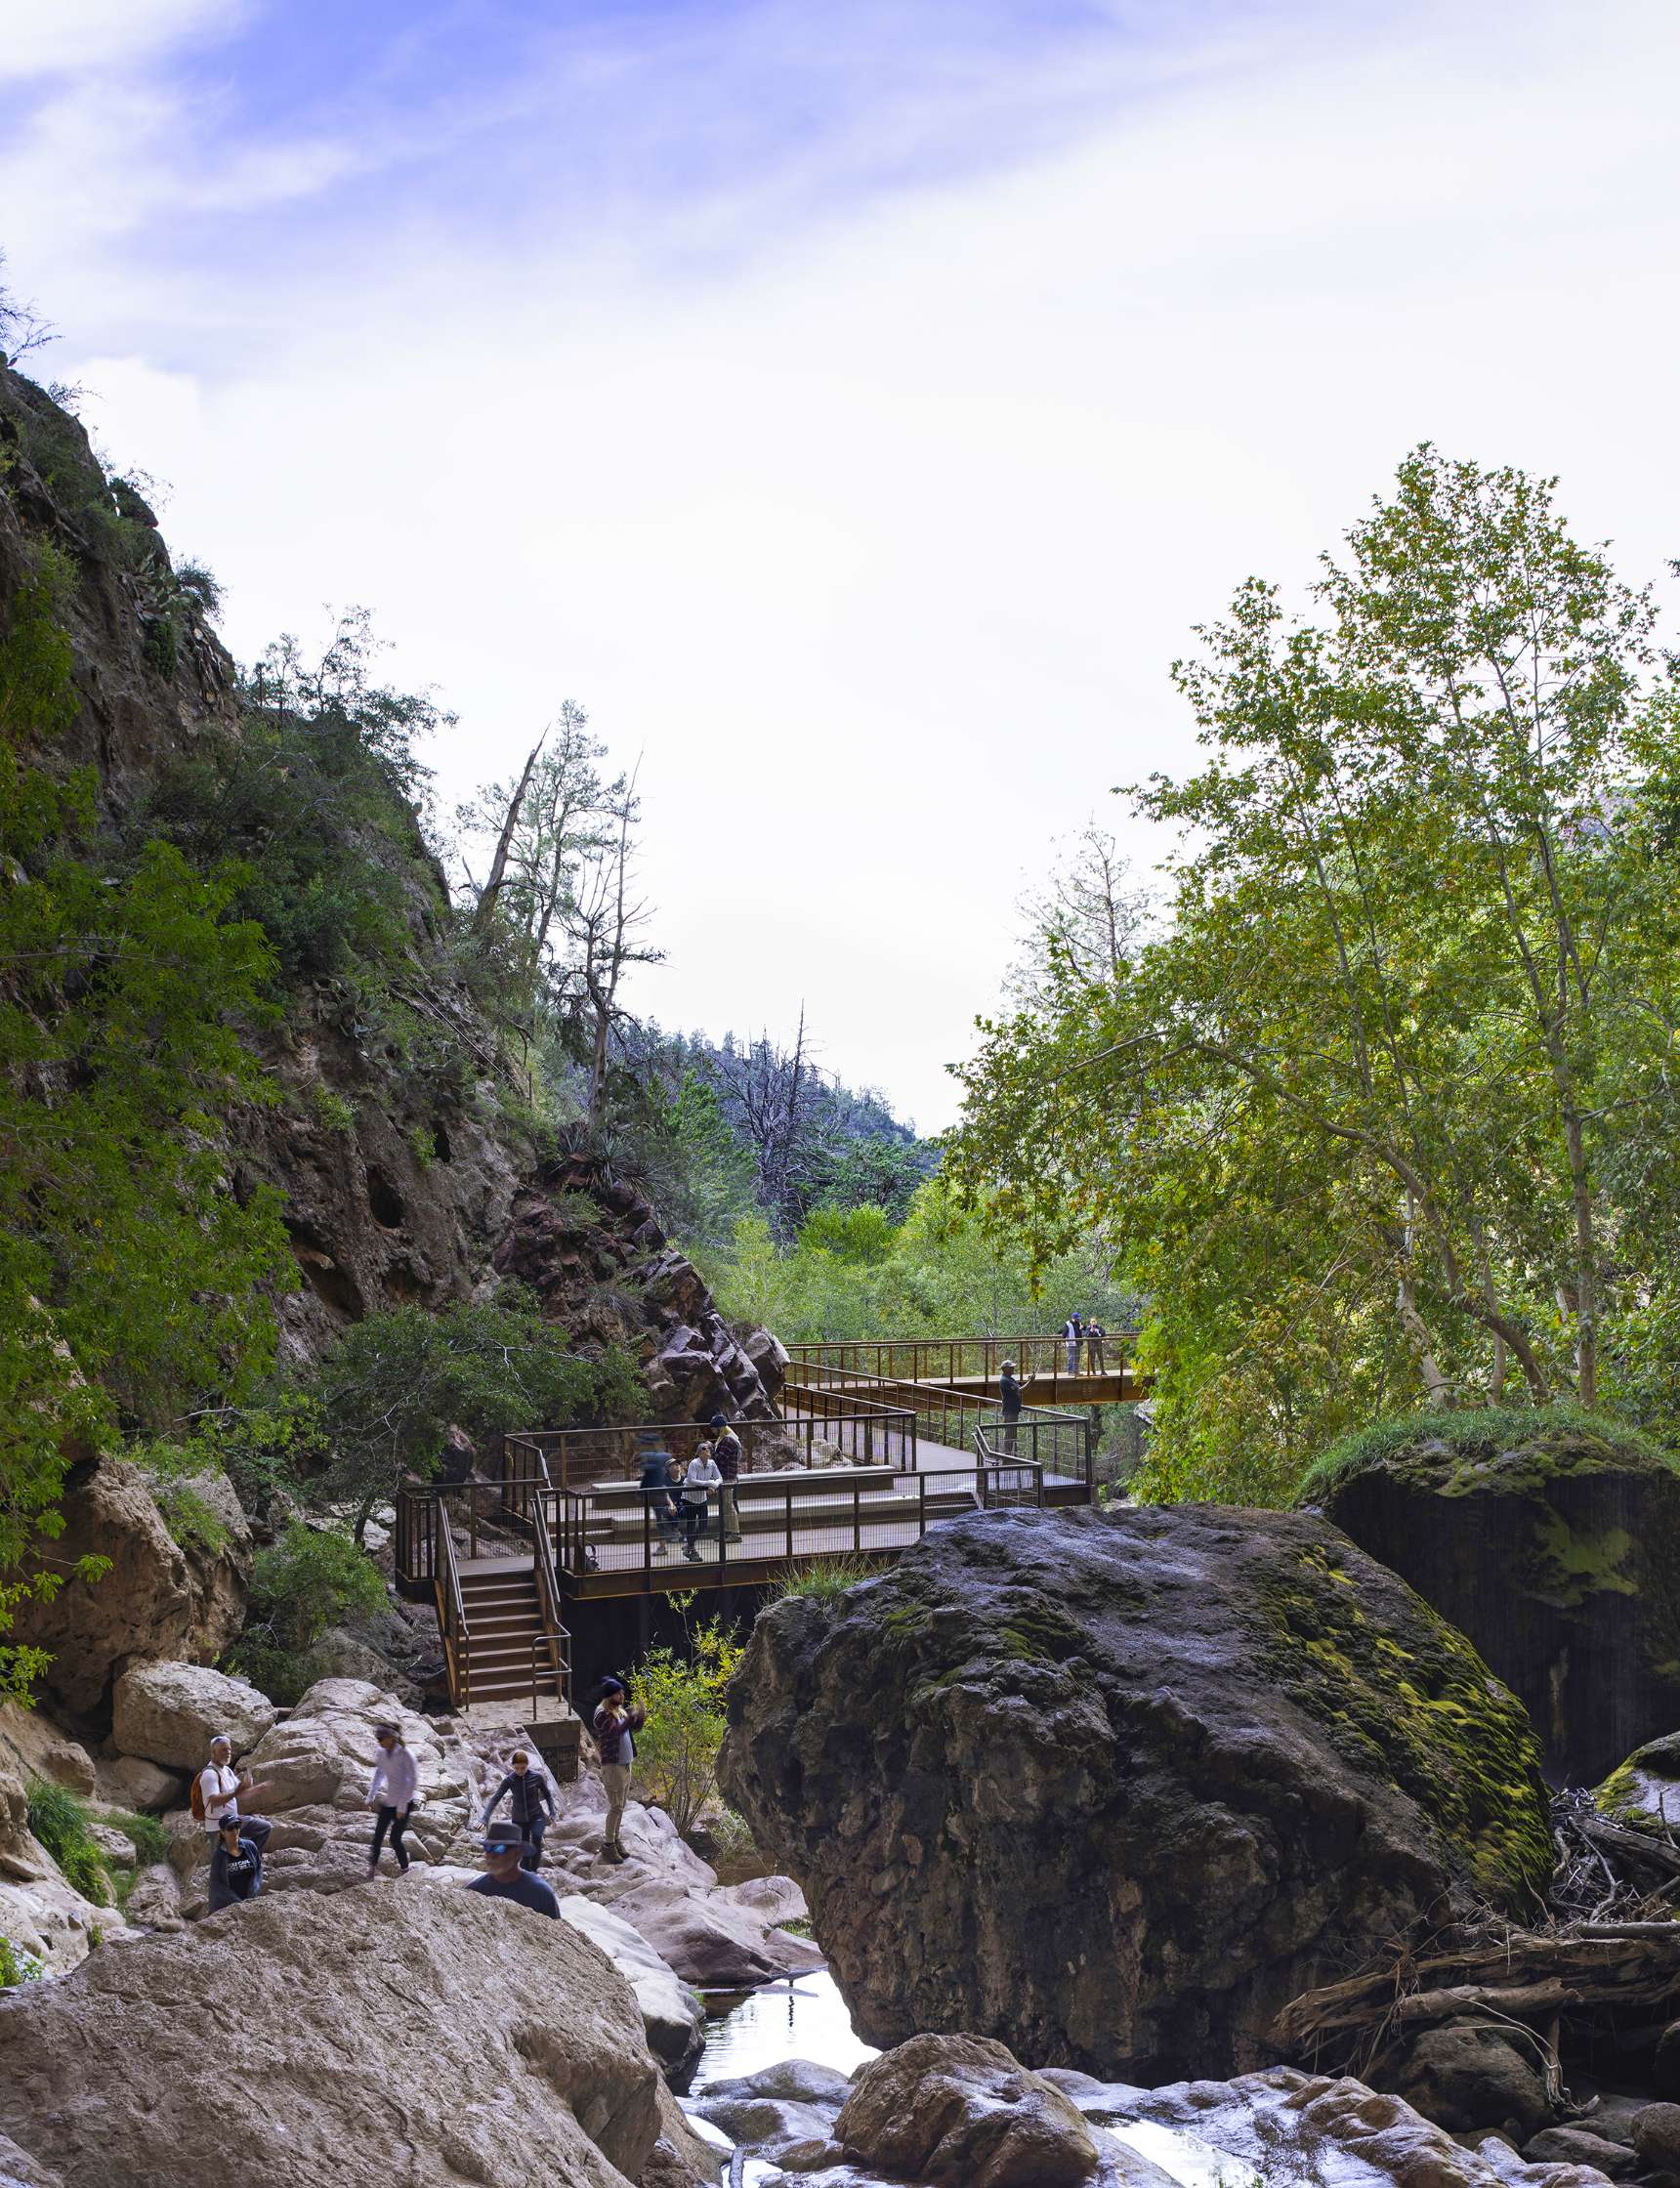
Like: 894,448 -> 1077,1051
629,1610 -> 742,1837
105,1808 -> 168,1867
1297,1403 -> 1678,1505
0,1933 -> 42,1988
771,1556 -> 884,1607
223,1639 -> 328,1709
244,1523 -> 385,1655
25,1780 -> 110,1906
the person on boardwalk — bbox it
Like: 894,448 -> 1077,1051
680,1438 -> 722,1562
1086,1319 -> 1107,1374
365,1721 -> 418,1877
1063,1313 -> 1083,1376
998,1359 -> 1025,1456
465,1820 -> 560,1915
637,1432 -> 680,1556
710,1411 -> 743,1542
207,1812 -> 264,1913
196,1736 -> 272,1857
483,1746 -> 556,1871
593,1675 -> 645,1865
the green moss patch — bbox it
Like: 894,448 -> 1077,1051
1298,1405 -> 1679,1506
1256,1543 -> 1553,1909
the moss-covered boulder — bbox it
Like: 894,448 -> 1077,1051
1305,1409 -> 1680,1785
719,1503 -> 1550,2083
1593,1729 -> 1680,1834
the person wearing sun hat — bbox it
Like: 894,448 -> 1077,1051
464,1820 -> 560,1915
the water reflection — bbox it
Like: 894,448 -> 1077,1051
696,1968 -> 879,2086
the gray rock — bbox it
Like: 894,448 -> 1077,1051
835,2033 -> 1101,2187
1396,2023 -> 1558,2136
685,2095 -> 841,2151
1523,2127 -> 1637,2175
1635,2105 -> 1680,2171
698,2058 -> 853,2112
111,1661 -> 276,1772
556,1894 -> 705,2077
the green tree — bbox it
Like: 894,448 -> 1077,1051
628,1607 -> 742,1836
948,449 -> 1680,1499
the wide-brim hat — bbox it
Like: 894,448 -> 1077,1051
481,1822 -> 525,1853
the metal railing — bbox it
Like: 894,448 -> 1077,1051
784,1356 -> 1090,1483
436,1508 -> 471,1712
975,1409 -> 1090,1485
552,1457 -> 1045,1580
786,1331 -> 1139,1404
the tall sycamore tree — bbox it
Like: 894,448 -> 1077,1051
948,449 -> 1680,1499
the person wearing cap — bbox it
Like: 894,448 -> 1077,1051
197,1736 -> 273,1857
207,1811 -> 264,1913
1086,1319 -> 1107,1374
998,1360 -> 1023,1456
592,1676 -> 645,1863
465,1821 -> 560,1915
483,1746 -> 556,1872
1063,1312 -> 1083,1376
365,1721 -> 419,1876
709,1412 -> 743,1542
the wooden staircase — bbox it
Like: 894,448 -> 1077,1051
457,1557 -> 567,1709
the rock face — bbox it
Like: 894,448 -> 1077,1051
720,1502 -> 1552,2082
1311,1414 -> 1680,1783
836,2033 -> 1102,2187
0,1884 -> 672,2188
7,1459 -> 252,1716
557,1895 -> 706,2077
494,1159 -> 784,1423
111,1659 -> 277,1771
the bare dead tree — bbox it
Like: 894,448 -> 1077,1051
470,731 -> 548,936
564,763 -> 661,1135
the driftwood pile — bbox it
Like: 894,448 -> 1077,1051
1271,1795 -> 1680,2094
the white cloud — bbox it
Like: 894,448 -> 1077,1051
0,0 -> 239,82
27,0 -> 1680,1128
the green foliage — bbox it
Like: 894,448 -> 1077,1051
797,1202 -> 896,1265
1298,1404 -> 1678,1505
629,1608 -> 743,1836
312,1083 -> 357,1134
626,1072 -> 758,1254
25,1780 -> 110,1906
105,1808 -> 168,1868
224,1640 -> 329,1710
771,1556 -> 884,1606
949,447 -> 1680,1504
407,1121 -> 436,1168
243,1523 -> 385,1655
0,549 -> 295,1700
305,1294 -> 646,1532
0,1932 -> 43,1988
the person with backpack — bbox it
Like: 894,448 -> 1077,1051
365,1722 -> 418,1877
194,1735 -> 272,1857
483,1746 -> 557,1872
679,1438 -> 722,1562
1063,1313 -> 1083,1376
637,1433 -> 680,1557
592,1675 -> 645,1864
206,1811 -> 264,1913
710,1411 -> 743,1542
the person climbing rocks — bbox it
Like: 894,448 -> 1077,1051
710,1411 -> 743,1541
593,1675 -> 645,1864
206,1811 -> 264,1913
365,1721 -> 418,1876
1063,1313 -> 1083,1376
483,1746 -> 556,1872
196,1736 -> 273,1857
637,1432 -> 681,1556
1086,1319 -> 1107,1373
465,1821 -> 560,1916
680,1437 -> 723,1562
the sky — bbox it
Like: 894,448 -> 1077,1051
4,0 -> 1678,1131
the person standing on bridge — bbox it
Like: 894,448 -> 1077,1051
710,1411 -> 743,1542
1063,1312 -> 1083,1376
680,1438 -> 723,1561
999,1359 -> 1024,1456
1086,1320 -> 1107,1374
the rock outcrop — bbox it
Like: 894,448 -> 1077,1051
110,1659 -> 276,1771
1311,1413 -> 1680,1784
0,1884 -> 691,2188
836,2033 -> 1102,2187
7,1459 -> 252,1716
720,1502 -> 1552,2082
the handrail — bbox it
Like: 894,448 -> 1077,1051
527,1452 -> 572,1708
436,1506 -> 471,1713
783,1356 -> 1085,1473
501,1388 -> 917,1492
785,1331 -> 1142,1405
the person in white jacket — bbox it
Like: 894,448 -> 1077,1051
365,1723 -> 419,1875
680,1442 -> 723,1563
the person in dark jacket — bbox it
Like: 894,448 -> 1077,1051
483,1747 -> 557,1871
207,1812 -> 264,1912
593,1676 -> 646,1864
998,1359 -> 1023,1456
637,1434 -> 680,1556
709,1411 -> 743,1541
466,1821 -> 560,1915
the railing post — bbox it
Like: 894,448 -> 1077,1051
644,1491 -> 651,1575
854,1484 -> 861,1554
785,1490 -> 794,1563
919,1473 -> 927,1536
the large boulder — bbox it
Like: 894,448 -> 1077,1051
836,2032 -> 1102,2187
110,1660 -> 276,1772
0,1884 -> 667,2188
719,1503 -> 1552,2082
0,1708 -> 96,1802
6,1460 -> 251,1715
1309,1412 -> 1680,1783
557,1896 -> 706,2077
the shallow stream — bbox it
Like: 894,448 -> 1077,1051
695,1968 -> 879,2085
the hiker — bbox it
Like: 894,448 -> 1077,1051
593,1675 -> 645,1864
637,1432 -> 680,1556
680,1437 -> 722,1562
1086,1319 -> 1107,1373
195,1736 -> 272,1856
365,1721 -> 418,1877
710,1411 -> 743,1541
465,1820 -> 560,1916
483,1746 -> 556,1872
207,1812 -> 264,1913
1063,1312 -> 1083,1375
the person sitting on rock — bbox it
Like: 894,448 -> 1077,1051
465,1820 -> 560,1916
680,1438 -> 722,1563
365,1721 -> 418,1877
592,1675 -> 645,1864
196,1735 -> 273,1858
483,1746 -> 556,1872
710,1411 -> 744,1542
206,1811 -> 264,1913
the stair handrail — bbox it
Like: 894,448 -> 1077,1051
436,1500 -> 472,1712
525,1448 -> 572,1708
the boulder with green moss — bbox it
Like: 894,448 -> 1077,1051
1592,1729 -> 1680,1835
718,1502 -> 1551,2083
1304,1408 -> 1680,1785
